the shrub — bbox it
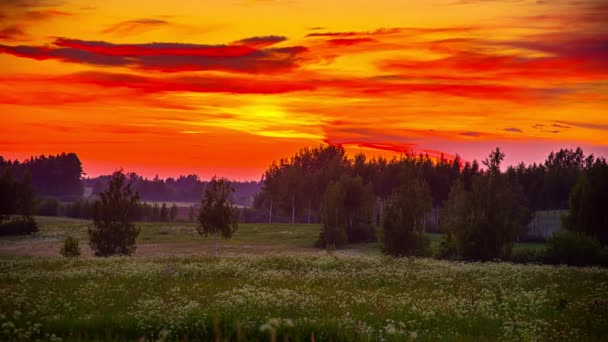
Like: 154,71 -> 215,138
347,222 -> 377,243
36,198 -> 59,216
509,248 -> 544,264
60,235 -> 81,257
382,178 -> 432,257
441,149 -> 530,261
0,217 -> 38,236
315,223 -> 348,248
316,175 -> 375,248
63,199 -> 94,219
562,158 -> 608,245
436,231 -> 458,260
544,231 -> 601,266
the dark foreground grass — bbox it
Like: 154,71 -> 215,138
1,255 -> 607,341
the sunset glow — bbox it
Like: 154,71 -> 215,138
1,0 -> 607,179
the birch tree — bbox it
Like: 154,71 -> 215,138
196,177 -> 238,257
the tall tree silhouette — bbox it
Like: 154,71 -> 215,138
196,177 -> 238,257
88,171 -> 141,257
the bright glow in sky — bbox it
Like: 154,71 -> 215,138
1,0 -> 607,179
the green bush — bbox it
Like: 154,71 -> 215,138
36,197 -> 59,216
315,223 -> 348,248
382,179 -> 432,257
436,232 -> 458,260
60,235 -> 81,257
0,217 -> 38,236
544,231 -> 602,266
346,222 -> 377,243
509,248 -> 544,264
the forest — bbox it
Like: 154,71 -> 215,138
1,145 -> 607,265
0,153 -> 261,207
253,145 -> 600,222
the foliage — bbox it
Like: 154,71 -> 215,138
542,148 -> 588,209
160,203 -> 169,222
441,149 -> 529,261
254,146 -> 594,228
63,199 -> 94,219
89,172 -> 261,206
508,248 -> 544,264
36,197 -> 59,216
316,224 -> 348,249
188,206 -> 195,222
317,175 -> 374,247
60,235 -> 81,257
0,152 -> 83,198
196,177 -> 238,256
14,171 -> 36,218
88,171 -> 141,257
544,230 -> 603,266
169,203 -> 178,221
0,169 -> 17,223
0,169 -> 37,222
436,230 -> 458,259
382,178 -> 432,257
562,157 -> 608,245
0,217 -> 38,236
256,145 -> 347,224
0,169 -> 38,235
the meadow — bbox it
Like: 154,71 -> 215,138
1,218 -> 607,341
0,217 -> 544,258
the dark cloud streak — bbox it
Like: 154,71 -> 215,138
0,37 -> 308,73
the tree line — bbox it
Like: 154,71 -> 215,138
254,145 -> 608,264
0,153 -> 83,200
49,199 -> 185,222
87,173 -> 261,206
0,153 -> 261,206
254,145 -> 592,226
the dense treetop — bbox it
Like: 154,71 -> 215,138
0,153 -> 83,199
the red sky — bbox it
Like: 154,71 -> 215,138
1,0 -> 607,179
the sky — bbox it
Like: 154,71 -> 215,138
0,0 -> 607,180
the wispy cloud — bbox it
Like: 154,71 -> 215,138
504,127 -> 523,133
101,19 -> 169,35
0,0 -> 71,42
555,120 -> 608,131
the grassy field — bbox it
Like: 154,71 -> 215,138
1,218 -> 607,341
1,255 -> 607,341
0,217 -> 544,257
0,217 -> 323,257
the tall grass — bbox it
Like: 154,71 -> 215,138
1,255 -> 607,341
